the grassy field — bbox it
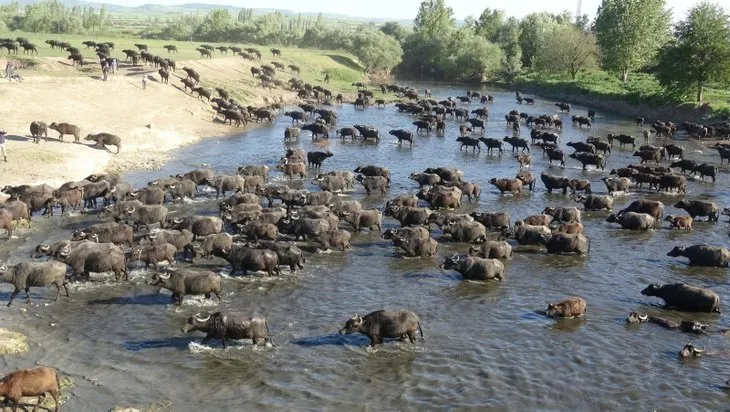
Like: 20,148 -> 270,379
0,31 -> 369,93
516,71 -> 730,120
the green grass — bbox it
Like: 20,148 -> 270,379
516,70 -> 730,120
0,30 -> 369,93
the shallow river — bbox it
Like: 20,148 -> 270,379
2,85 -> 730,410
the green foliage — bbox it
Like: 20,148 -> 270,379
414,0 -> 455,38
518,12 -> 572,68
534,25 -> 598,79
656,2 -> 730,102
448,29 -> 503,81
594,0 -> 672,82
379,22 -> 409,43
4,0 -> 111,34
351,29 -> 403,74
475,8 -> 504,42
495,16 -> 522,80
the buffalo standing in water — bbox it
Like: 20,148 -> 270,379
338,310 -> 424,347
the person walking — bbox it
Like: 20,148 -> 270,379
102,62 -> 109,81
0,130 -> 8,162
142,75 -> 147,89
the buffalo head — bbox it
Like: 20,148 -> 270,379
625,312 -> 649,324
338,313 -> 363,335
679,343 -> 704,359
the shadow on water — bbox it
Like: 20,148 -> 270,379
87,293 -> 170,306
292,333 -> 352,347
123,336 -> 197,351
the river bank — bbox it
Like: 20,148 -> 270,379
0,55 -> 361,187
504,78 -> 728,124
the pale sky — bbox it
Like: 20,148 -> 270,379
112,0 -> 700,20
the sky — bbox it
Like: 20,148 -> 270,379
108,0 -> 700,20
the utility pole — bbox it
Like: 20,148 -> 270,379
576,0 -> 582,24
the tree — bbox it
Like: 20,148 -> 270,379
380,22 -> 409,43
414,0 -> 455,38
352,29 -> 403,74
474,8 -> 504,42
534,25 -> 599,79
518,12 -> 569,68
447,29 -> 503,81
594,0 -> 671,82
656,2 -> 730,102
496,16 -> 522,79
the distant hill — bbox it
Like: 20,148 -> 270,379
0,0 -> 414,24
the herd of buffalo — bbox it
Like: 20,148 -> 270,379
4,40 -> 730,406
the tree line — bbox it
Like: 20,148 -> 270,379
1,0 -> 728,102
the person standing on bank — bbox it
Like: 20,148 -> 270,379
0,130 -> 8,162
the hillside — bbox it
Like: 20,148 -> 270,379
0,36 -> 366,187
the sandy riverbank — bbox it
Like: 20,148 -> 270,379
0,56 -> 308,187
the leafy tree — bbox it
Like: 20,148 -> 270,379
447,29 -> 502,81
518,12 -> 569,68
380,21 -> 409,43
656,2 -> 730,102
475,8 -> 504,42
352,29 -> 403,74
534,24 -> 598,79
594,0 -> 672,82
495,16 -> 522,79
414,0 -> 455,38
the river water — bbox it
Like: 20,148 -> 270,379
1,85 -> 730,410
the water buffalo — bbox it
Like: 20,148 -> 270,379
620,199 -> 664,227
489,178 -> 522,195
569,152 -> 605,170
84,133 -> 121,153
442,220 -> 487,243
601,177 -> 631,195
545,297 -> 586,318
167,215 -> 223,239
48,122 -> 80,143
470,211 -> 511,230
181,312 -> 273,347
204,175 -> 246,198
574,194 -> 613,211
212,245 -> 279,276
0,367 -> 61,412
606,211 -> 655,230
409,173 -> 441,187
71,222 -> 133,247
641,282 -> 721,313
247,240 -> 306,273
0,260 -> 69,306
148,228 -> 195,260
147,269 -> 221,305
314,229 -> 352,251
468,240 -> 512,259
179,169 -> 214,185
665,215 -> 693,230
356,175 -> 388,195
29,121 -> 48,143
667,245 -> 730,267
422,167 -> 463,182
674,200 -> 719,221
540,233 -> 590,255
119,205 -> 168,231
54,240 -> 128,281
440,254 -> 505,281
543,207 -> 581,223
341,209 -> 382,232
384,205 -> 432,227
126,186 -> 165,205
692,163 -> 717,182
129,243 -> 177,269
338,310 -> 423,347
502,221 -> 551,245
540,173 -> 570,194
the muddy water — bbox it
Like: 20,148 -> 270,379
2,85 -> 730,410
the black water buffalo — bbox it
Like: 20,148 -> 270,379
147,269 -> 221,305
674,200 -> 719,221
84,133 -> 121,154
181,312 -> 273,347
440,254 -> 505,281
692,163 -> 717,182
569,152 -> 605,170
338,310 -> 423,347
119,205 -> 168,231
307,151 -> 334,169
390,129 -> 414,146
126,186 -> 165,205
620,199 -> 664,227
71,222 -> 133,247
353,165 -> 391,183
383,205 -> 432,227
148,228 -> 195,260
1,184 -> 54,215
667,245 -> 730,267
641,283 -> 721,313
0,260 -> 69,306
212,245 -> 279,276
178,169 -> 215,185
540,173 -> 570,194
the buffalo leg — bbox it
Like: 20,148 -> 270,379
54,283 -> 62,301
62,281 -> 70,298
201,335 -> 211,345
24,287 -> 31,304
407,330 -> 417,343
214,292 -> 221,300
7,288 -> 20,307
220,337 -> 227,348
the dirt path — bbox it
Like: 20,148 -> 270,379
0,57 -> 301,187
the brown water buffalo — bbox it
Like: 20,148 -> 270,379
541,173 -> 570,194
147,269 -> 221,305
489,178 -> 522,195
468,240 -> 512,259
0,367 -> 61,412
48,122 -> 80,142
674,200 -> 719,221
606,211 -> 655,230
574,194 -> 613,211
0,260 -> 69,306
665,215 -> 693,230
545,297 -> 587,318
85,133 -> 121,153
541,233 -> 590,255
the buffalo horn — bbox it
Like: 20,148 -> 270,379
194,313 -> 210,322
127,206 -> 135,213
158,272 -> 171,280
